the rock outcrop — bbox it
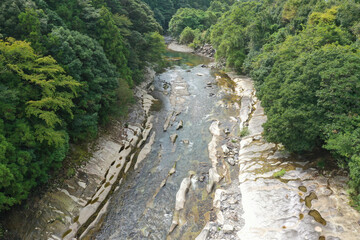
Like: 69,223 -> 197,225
197,75 -> 360,240
195,44 -> 216,58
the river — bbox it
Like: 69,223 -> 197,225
94,49 -> 360,240
93,50 -> 239,239
4,48 -> 360,240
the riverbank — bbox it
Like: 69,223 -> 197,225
165,41 -> 360,239
2,68 -> 158,240
167,38 -> 215,59
196,74 -> 360,239
167,41 -> 195,53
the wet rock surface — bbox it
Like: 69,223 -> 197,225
198,75 -> 360,240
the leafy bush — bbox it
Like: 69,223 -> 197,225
273,169 -> 286,178
169,8 -> 216,37
0,38 -> 79,211
179,27 -> 195,44
239,127 -> 250,137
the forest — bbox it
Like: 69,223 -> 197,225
1,0 -> 360,217
0,0 -> 166,212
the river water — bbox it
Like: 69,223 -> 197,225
94,51 -> 239,239
93,49 -> 360,240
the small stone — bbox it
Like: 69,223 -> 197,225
224,129 -> 230,134
253,135 -> 261,141
222,145 -> 230,154
170,134 -> 178,143
227,158 -> 235,166
169,167 -> 176,175
142,228 -> 150,237
223,224 -> 234,234
229,197 -> 238,204
315,226 -> 322,232
176,120 -> 183,130
209,93 -> 215,97
199,176 -> 205,182
183,140 -> 190,144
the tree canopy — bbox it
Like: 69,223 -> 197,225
0,0 -> 165,211
0,38 -> 79,210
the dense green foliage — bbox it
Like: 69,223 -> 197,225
167,0 -> 234,47
0,0 -> 165,211
169,8 -> 216,37
142,0 -> 213,29
179,27 -> 197,44
0,38 -> 79,209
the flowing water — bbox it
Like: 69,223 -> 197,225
92,49 -> 360,240
94,51 -> 239,239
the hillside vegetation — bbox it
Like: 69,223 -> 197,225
166,0 -> 360,207
1,0 -> 360,215
0,0 -> 165,211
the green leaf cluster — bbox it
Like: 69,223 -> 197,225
0,38 -> 79,210
142,0 -> 214,30
0,0 -> 165,211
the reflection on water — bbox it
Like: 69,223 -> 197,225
164,50 -> 212,69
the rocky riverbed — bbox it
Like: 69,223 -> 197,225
196,74 -> 360,240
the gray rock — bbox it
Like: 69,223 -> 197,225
222,145 -> 230,154
176,120 -> 183,130
163,112 -> 174,131
223,224 -> 234,234
227,158 -> 235,166
170,134 -> 178,143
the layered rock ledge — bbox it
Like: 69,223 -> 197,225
197,75 -> 360,240
5,68 -> 158,240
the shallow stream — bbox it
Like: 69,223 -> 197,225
94,50 -> 239,239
